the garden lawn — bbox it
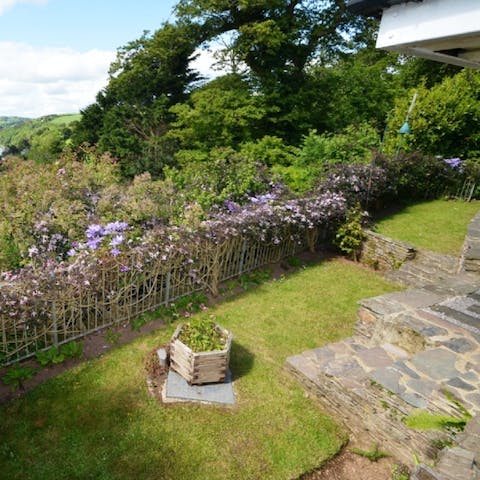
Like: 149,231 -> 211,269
374,199 -> 480,255
0,259 -> 397,480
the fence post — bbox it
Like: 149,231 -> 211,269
239,239 -> 247,275
165,271 -> 171,305
52,301 -> 59,347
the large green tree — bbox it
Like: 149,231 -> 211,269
73,23 -> 201,177
174,0 -> 369,140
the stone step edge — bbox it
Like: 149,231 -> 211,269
285,355 -> 447,466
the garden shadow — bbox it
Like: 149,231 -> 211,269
229,339 -> 255,380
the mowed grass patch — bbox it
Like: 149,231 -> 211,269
374,199 -> 480,255
0,259 -> 397,480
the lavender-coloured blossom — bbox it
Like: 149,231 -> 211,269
86,224 -> 104,239
67,248 -> 77,257
104,221 -> 129,235
444,157 -> 462,169
110,248 -> 121,256
119,265 -> 130,272
224,199 -> 240,214
28,246 -> 39,258
86,237 -> 102,251
109,234 -> 124,247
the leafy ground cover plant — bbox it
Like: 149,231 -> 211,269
36,347 -> 65,367
391,463 -> 410,480
239,269 -> 271,290
1,365 -> 35,391
351,444 -> 389,462
404,390 -> 471,433
177,317 -> 227,352
60,341 -> 84,360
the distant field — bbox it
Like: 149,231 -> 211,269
0,113 -> 82,151
49,113 -> 82,125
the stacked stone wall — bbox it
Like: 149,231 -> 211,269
360,230 -> 416,271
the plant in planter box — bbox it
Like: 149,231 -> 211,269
170,317 -> 232,385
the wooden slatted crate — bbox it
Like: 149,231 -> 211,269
169,323 -> 232,385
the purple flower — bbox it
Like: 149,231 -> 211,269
104,221 -> 129,235
67,248 -> 77,257
119,265 -> 130,272
109,234 -> 124,247
110,248 -> 121,256
224,200 -> 240,214
86,224 -> 104,239
86,237 -> 102,251
444,157 -> 462,169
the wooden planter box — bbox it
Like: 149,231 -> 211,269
169,324 -> 232,385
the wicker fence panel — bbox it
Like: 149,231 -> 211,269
1,231 -> 312,366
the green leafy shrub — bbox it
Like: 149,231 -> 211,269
335,207 -> 366,261
240,269 -> 271,290
2,365 -> 35,391
376,152 -> 462,202
178,318 -> 227,352
274,124 -> 380,193
35,347 -> 65,367
384,70 -> 480,159
60,341 -> 83,359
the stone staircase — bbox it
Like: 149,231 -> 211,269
384,249 -> 460,288
287,212 -> 480,477
286,277 -> 480,472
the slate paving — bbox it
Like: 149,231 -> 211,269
162,369 -> 236,405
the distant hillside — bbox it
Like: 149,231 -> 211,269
0,113 -> 81,161
0,116 -> 31,130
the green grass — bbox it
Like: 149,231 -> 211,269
374,199 -> 480,254
0,259 -> 397,480
404,410 -> 467,431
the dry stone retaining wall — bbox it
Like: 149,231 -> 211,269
459,210 -> 480,274
360,230 -> 416,271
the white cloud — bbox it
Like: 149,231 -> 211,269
0,0 -> 49,16
0,42 -> 228,119
0,42 -> 115,117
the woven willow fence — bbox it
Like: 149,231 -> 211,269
1,233 -> 309,366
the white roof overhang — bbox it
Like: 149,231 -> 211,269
376,0 -> 480,68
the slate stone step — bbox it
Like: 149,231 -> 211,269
415,250 -> 459,274
384,269 -> 429,288
435,446 -> 478,480
368,346 -> 480,416
286,341 -> 447,465
384,249 -> 460,289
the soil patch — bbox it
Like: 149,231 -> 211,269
300,447 -> 402,480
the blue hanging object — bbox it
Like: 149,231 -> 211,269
399,122 -> 411,134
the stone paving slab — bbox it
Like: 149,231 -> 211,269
382,289 -> 443,310
163,369 -> 235,405
408,348 -> 460,381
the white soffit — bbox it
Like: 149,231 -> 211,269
377,0 -> 480,68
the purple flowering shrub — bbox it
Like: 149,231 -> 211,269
317,164 -> 388,208
375,152 -> 463,201
0,155 -> 178,271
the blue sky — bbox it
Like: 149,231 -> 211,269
0,0 -> 178,51
0,0 -> 217,117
